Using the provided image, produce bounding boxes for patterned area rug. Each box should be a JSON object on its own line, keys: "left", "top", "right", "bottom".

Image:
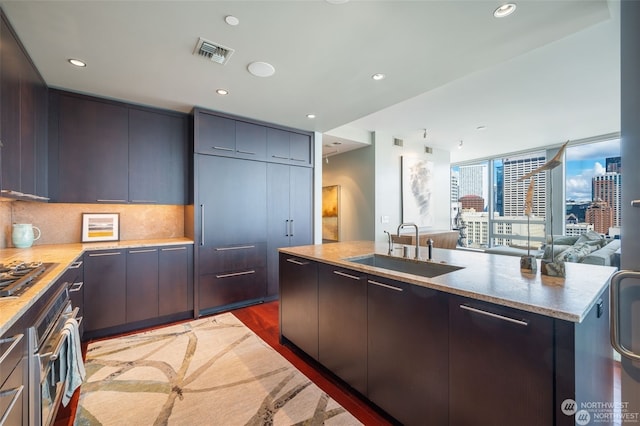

{"left": 73, "top": 312, "right": 361, "bottom": 425}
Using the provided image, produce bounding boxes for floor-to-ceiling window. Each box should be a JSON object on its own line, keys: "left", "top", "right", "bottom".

{"left": 451, "top": 137, "right": 621, "bottom": 249}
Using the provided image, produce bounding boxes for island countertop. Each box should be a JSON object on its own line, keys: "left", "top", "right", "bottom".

{"left": 279, "top": 241, "right": 617, "bottom": 323}
{"left": 0, "top": 237, "right": 194, "bottom": 335}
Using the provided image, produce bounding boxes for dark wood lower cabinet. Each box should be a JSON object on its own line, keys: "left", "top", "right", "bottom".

{"left": 126, "top": 248, "right": 159, "bottom": 323}
{"left": 84, "top": 244, "right": 193, "bottom": 338}
{"left": 448, "top": 295, "right": 554, "bottom": 426}
{"left": 318, "top": 264, "right": 367, "bottom": 395}
{"left": 199, "top": 267, "right": 266, "bottom": 311}
{"left": 279, "top": 254, "right": 318, "bottom": 359}
{"left": 159, "top": 245, "right": 192, "bottom": 316}
{"left": 367, "top": 276, "right": 449, "bottom": 425}
{"left": 84, "top": 250, "right": 127, "bottom": 332}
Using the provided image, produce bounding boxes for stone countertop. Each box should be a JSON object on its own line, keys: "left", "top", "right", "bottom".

{"left": 279, "top": 241, "right": 618, "bottom": 323}
{"left": 0, "top": 237, "right": 194, "bottom": 335}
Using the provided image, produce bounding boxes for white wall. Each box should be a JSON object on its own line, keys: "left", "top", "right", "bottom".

{"left": 322, "top": 145, "right": 375, "bottom": 242}
{"left": 373, "top": 131, "right": 451, "bottom": 242}
{"left": 321, "top": 131, "right": 451, "bottom": 243}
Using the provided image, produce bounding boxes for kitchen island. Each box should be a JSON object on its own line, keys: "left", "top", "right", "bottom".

{"left": 279, "top": 241, "right": 617, "bottom": 426}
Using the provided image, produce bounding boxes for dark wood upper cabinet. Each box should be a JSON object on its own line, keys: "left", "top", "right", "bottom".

{"left": 0, "top": 12, "right": 48, "bottom": 199}
{"left": 267, "top": 128, "right": 311, "bottom": 166}
{"left": 129, "top": 108, "right": 188, "bottom": 204}
{"left": 194, "top": 112, "right": 236, "bottom": 156}
{"left": 50, "top": 91, "right": 189, "bottom": 204}
{"left": 56, "top": 94, "right": 129, "bottom": 203}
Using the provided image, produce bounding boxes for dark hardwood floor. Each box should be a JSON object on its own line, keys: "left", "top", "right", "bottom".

{"left": 54, "top": 300, "right": 393, "bottom": 426}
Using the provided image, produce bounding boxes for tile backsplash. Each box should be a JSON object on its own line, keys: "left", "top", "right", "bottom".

{"left": 1, "top": 201, "right": 186, "bottom": 248}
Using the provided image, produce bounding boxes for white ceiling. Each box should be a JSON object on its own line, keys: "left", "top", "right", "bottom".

{"left": 0, "top": 0, "right": 620, "bottom": 163}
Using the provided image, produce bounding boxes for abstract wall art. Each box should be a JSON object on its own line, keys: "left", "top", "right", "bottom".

{"left": 401, "top": 156, "right": 434, "bottom": 227}
{"left": 322, "top": 185, "right": 340, "bottom": 242}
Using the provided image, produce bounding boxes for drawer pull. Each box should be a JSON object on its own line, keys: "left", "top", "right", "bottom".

{"left": 215, "top": 245, "right": 256, "bottom": 251}
{"left": 129, "top": 249, "right": 158, "bottom": 254}
{"left": 69, "top": 261, "right": 83, "bottom": 269}
{"left": 0, "top": 384, "right": 24, "bottom": 425}
{"left": 460, "top": 304, "right": 529, "bottom": 326}
{"left": 69, "top": 282, "right": 84, "bottom": 293}
{"left": 368, "top": 280, "right": 403, "bottom": 292}
{"left": 272, "top": 155, "right": 289, "bottom": 160}
{"left": 216, "top": 270, "right": 256, "bottom": 279}
{"left": 333, "top": 271, "right": 362, "bottom": 281}
{"left": 130, "top": 200, "right": 158, "bottom": 203}
{"left": 237, "top": 150, "right": 256, "bottom": 155}
{"left": 213, "top": 146, "right": 234, "bottom": 151}
{"left": 96, "top": 199, "right": 127, "bottom": 203}
{"left": 161, "top": 246, "right": 187, "bottom": 252}
{"left": 88, "top": 252, "right": 121, "bottom": 257}
{"left": 286, "top": 258, "right": 309, "bottom": 266}
{"left": 290, "top": 158, "right": 306, "bottom": 162}
{"left": 0, "top": 334, "right": 23, "bottom": 364}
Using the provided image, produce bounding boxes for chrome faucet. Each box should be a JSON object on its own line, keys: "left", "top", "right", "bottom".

{"left": 397, "top": 223, "right": 419, "bottom": 259}
{"left": 383, "top": 230, "right": 393, "bottom": 255}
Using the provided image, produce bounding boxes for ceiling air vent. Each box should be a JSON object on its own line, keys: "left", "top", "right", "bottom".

{"left": 193, "top": 37, "right": 234, "bottom": 65}
{"left": 393, "top": 138, "right": 404, "bottom": 147}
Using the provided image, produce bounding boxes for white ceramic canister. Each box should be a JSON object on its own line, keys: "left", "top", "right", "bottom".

{"left": 12, "top": 223, "right": 41, "bottom": 248}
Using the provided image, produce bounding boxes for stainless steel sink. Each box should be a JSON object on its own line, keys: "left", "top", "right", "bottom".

{"left": 344, "top": 254, "right": 463, "bottom": 278}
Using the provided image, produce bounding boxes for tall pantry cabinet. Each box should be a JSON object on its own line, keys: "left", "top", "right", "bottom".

{"left": 193, "top": 108, "right": 313, "bottom": 315}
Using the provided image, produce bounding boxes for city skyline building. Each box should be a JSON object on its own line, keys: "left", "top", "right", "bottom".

{"left": 592, "top": 172, "right": 621, "bottom": 227}
{"left": 586, "top": 199, "right": 614, "bottom": 234}
{"left": 502, "top": 153, "right": 547, "bottom": 218}
{"left": 459, "top": 195, "right": 485, "bottom": 212}
{"left": 606, "top": 156, "right": 621, "bottom": 173}
{"left": 458, "top": 164, "right": 486, "bottom": 201}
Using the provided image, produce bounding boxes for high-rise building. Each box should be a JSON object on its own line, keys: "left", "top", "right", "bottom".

{"left": 606, "top": 156, "right": 621, "bottom": 173}
{"left": 592, "top": 172, "right": 621, "bottom": 227}
{"left": 458, "top": 164, "right": 486, "bottom": 199}
{"left": 566, "top": 200, "right": 590, "bottom": 223}
{"left": 450, "top": 173, "right": 459, "bottom": 203}
{"left": 459, "top": 195, "right": 485, "bottom": 212}
{"left": 495, "top": 164, "right": 504, "bottom": 216}
{"left": 585, "top": 199, "right": 614, "bottom": 234}
{"left": 502, "top": 153, "right": 547, "bottom": 218}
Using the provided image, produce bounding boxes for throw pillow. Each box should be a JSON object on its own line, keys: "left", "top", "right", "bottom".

{"left": 576, "top": 230, "right": 604, "bottom": 246}
{"left": 554, "top": 242, "right": 600, "bottom": 263}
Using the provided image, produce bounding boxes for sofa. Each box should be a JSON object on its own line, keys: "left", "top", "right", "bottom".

{"left": 485, "top": 230, "right": 620, "bottom": 268}
{"left": 542, "top": 231, "right": 621, "bottom": 267}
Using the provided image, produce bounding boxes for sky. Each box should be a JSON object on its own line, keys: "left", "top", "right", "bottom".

{"left": 565, "top": 139, "right": 620, "bottom": 202}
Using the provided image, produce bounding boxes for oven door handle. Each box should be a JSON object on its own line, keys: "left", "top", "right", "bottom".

{"left": 39, "top": 307, "right": 80, "bottom": 362}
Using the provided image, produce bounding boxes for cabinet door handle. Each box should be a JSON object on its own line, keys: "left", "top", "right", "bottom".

{"left": 212, "top": 146, "right": 234, "bottom": 151}
{"left": 368, "top": 279, "right": 403, "bottom": 292}
{"left": 333, "top": 271, "right": 362, "bottom": 281}
{"left": 161, "top": 246, "right": 187, "bottom": 252}
{"left": 129, "top": 249, "right": 157, "bottom": 254}
{"left": 200, "top": 204, "right": 205, "bottom": 246}
{"left": 459, "top": 304, "right": 529, "bottom": 326}
{"left": 215, "top": 245, "right": 255, "bottom": 251}
{"left": 236, "top": 150, "right": 256, "bottom": 155}
{"left": 88, "top": 251, "right": 121, "bottom": 257}
{"left": 69, "top": 261, "right": 83, "bottom": 269}
{"left": 130, "top": 200, "right": 158, "bottom": 203}
{"left": 289, "top": 219, "right": 294, "bottom": 237}
{"left": 290, "top": 157, "right": 306, "bottom": 162}
{"left": 286, "top": 258, "right": 309, "bottom": 266}
{"left": 215, "top": 270, "right": 256, "bottom": 279}
{"left": 285, "top": 219, "right": 290, "bottom": 237}
{"left": 96, "top": 199, "right": 127, "bottom": 203}
{"left": 272, "top": 155, "right": 289, "bottom": 160}
{"left": 69, "top": 282, "right": 84, "bottom": 292}
{"left": 0, "top": 334, "right": 23, "bottom": 364}
{"left": 0, "top": 384, "right": 24, "bottom": 425}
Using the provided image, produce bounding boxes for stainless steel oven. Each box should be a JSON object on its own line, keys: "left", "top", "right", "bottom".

{"left": 27, "top": 285, "right": 81, "bottom": 426}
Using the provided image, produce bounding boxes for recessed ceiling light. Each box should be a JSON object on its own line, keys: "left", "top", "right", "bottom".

{"left": 306, "top": 114, "right": 316, "bottom": 119}
{"left": 216, "top": 89, "right": 229, "bottom": 95}
{"left": 372, "top": 73, "right": 385, "bottom": 81}
{"left": 458, "top": 140, "right": 464, "bottom": 149}
{"left": 493, "top": 3, "right": 516, "bottom": 18}
{"left": 68, "top": 58, "right": 86, "bottom": 67}
{"left": 225, "top": 15, "right": 239, "bottom": 26}
{"left": 247, "top": 61, "right": 276, "bottom": 77}
{"left": 332, "top": 141, "right": 342, "bottom": 146}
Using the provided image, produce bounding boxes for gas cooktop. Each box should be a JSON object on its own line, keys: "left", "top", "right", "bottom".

{"left": 0, "top": 261, "right": 56, "bottom": 297}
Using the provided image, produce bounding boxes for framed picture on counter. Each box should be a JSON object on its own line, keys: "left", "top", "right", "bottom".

{"left": 81, "top": 213, "right": 120, "bottom": 242}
